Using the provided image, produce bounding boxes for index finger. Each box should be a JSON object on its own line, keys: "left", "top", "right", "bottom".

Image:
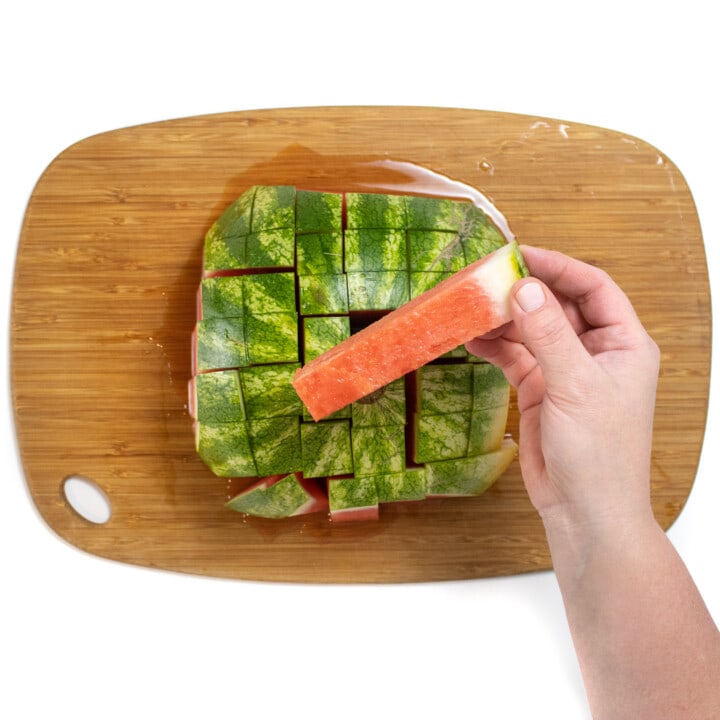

{"left": 521, "top": 245, "right": 644, "bottom": 333}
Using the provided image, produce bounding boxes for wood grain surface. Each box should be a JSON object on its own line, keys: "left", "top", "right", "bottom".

{"left": 11, "top": 107, "right": 710, "bottom": 583}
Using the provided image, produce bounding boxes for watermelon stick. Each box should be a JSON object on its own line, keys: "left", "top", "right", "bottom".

{"left": 293, "top": 241, "right": 528, "bottom": 421}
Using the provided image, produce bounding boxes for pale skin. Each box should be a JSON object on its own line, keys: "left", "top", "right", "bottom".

{"left": 466, "top": 246, "right": 720, "bottom": 719}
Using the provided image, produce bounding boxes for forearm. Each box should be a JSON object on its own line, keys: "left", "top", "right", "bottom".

{"left": 543, "top": 506, "right": 720, "bottom": 719}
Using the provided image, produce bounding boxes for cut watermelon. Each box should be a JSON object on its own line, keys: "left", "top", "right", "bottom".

{"left": 193, "top": 185, "right": 522, "bottom": 521}
{"left": 292, "top": 241, "right": 527, "bottom": 422}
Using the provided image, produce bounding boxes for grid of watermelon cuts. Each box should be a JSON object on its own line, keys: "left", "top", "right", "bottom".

{"left": 189, "top": 186, "right": 517, "bottom": 521}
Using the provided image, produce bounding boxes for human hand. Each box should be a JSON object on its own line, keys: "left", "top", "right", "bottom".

{"left": 466, "top": 246, "right": 660, "bottom": 531}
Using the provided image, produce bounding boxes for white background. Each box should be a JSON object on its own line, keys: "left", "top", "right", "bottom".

{"left": 2, "top": 2, "right": 718, "bottom": 717}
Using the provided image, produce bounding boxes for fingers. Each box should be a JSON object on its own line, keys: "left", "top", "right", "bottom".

{"left": 519, "top": 245, "right": 645, "bottom": 335}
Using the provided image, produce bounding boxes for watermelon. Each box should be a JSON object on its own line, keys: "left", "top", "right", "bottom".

{"left": 191, "top": 185, "right": 522, "bottom": 521}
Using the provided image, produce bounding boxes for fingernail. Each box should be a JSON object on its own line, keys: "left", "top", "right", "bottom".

{"left": 516, "top": 282, "right": 545, "bottom": 312}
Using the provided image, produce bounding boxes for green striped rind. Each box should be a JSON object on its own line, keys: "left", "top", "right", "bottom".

{"left": 468, "top": 405, "right": 509, "bottom": 456}
{"left": 301, "top": 420, "right": 353, "bottom": 478}
{"left": 461, "top": 222, "right": 506, "bottom": 264}
{"left": 351, "top": 379, "right": 405, "bottom": 427}
{"left": 374, "top": 467, "right": 426, "bottom": 503}
{"left": 249, "top": 417, "right": 302, "bottom": 476}
{"left": 296, "top": 190, "right": 343, "bottom": 234}
{"left": 195, "top": 317, "right": 247, "bottom": 371}
{"left": 416, "top": 364, "right": 473, "bottom": 415}
{"left": 203, "top": 188, "right": 255, "bottom": 273}
{"left": 242, "top": 272, "right": 296, "bottom": 315}
{"left": 303, "top": 316, "right": 351, "bottom": 363}
{"left": 328, "top": 476, "right": 379, "bottom": 512}
{"left": 296, "top": 232, "right": 343, "bottom": 275}
{"left": 225, "top": 474, "right": 311, "bottom": 518}
{"left": 407, "top": 230, "right": 465, "bottom": 272}
{"left": 472, "top": 364, "right": 510, "bottom": 410}
{"left": 347, "top": 271, "right": 410, "bottom": 310}
{"left": 299, "top": 274, "right": 349, "bottom": 315}
{"left": 346, "top": 192, "right": 406, "bottom": 229}
{"left": 245, "top": 313, "right": 298, "bottom": 364}
{"left": 246, "top": 229, "right": 295, "bottom": 268}
{"left": 351, "top": 424, "right": 406, "bottom": 476}
{"left": 199, "top": 277, "right": 244, "bottom": 319}
{"left": 405, "top": 195, "right": 468, "bottom": 231}
{"left": 250, "top": 185, "right": 295, "bottom": 231}
{"left": 195, "top": 370, "right": 245, "bottom": 423}
{"left": 426, "top": 439, "right": 518, "bottom": 496}
{"left": 413, "top": 413, "right": 471, "bottom": 463}
{"left": 196, "top": 422, "right": 257, "bottom": 477}
{"left": 240, "top": 363, "right": 302, "bottom": 418}
{"left": 344, "top": 229, "right": 407, "bottom": 271}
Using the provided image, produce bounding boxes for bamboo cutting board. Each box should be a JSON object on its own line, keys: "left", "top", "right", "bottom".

{"left": 11, "top": 107, "right": 710, "bottom": 583}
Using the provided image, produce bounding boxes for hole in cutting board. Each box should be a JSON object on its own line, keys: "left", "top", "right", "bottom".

{"left": 63, "top": 476, "right": 112, "bottom": 524}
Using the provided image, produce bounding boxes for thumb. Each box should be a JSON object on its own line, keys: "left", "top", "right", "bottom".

{"left": 511, "top": 279, "right": 590, "bottom": 392}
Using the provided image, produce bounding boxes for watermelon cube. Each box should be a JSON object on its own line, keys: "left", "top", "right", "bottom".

{"left": 425, "top": 439, "right": 517, "bottom": 496}
{"left": 344, "top": 229, "right": 407, "bottom": 272}
{"left": 413, "top": 412, "right": 471, "bottom": 463}
{"left": 205, "top": 187, "right": 255, "bottom": 241}
{"left": 245, "top": 228, "right": 295, "bottom": 269}
{"left": 416, "top": 364, "right": 473, "bottom": 415}
{"left": 195, "top": 421, "right": 257, "bottom": 477}
{"left": 192, "top": 370, "right": 245, "bottom": 423}
{"left": 303, "top": 316, "right": 351, "bottom": 364}
{"left": 374, "top": 467, "right": 427, "bottom": 503}
{"left": 472, "top": 363, "right": 510, "bottom": 410}
{"left": 250, "top": 185, "right": 295, "bottom": 231}
{"left": 405, "top": 195, "right": 467, "bottom": 231}
{"left": 328, "top": 476, "right": 380, "bottom": 522}
{"left": 409, "top": 271, "right": 452, "bottom": 298}
{"left": 198, "top": 276, "right": 244, "bottom": 320}
{"left": 467, "top": 405, "right": 509, "bottom": 456}
{"left": 226, "top": 472, "right": 328, "bottom": 518}
{"left": 300, "top": 420, "right": 353, "bottom": 478}
{"left": 345, "top": 192, "right": 406, "bottom": 229}
{"left": 298, "top": 274, "right": 349, "bottom": 315}
{"left": 245, "top": 312, "right": 299, "bottom": 364}
{"left": 296, "top": 232, "right": 344, "bottom": 275}
{"left": 351, "top": 424, "right": 406, "bottom": 476}
{"left": 240, "top": 363, "right": 302, "bottom": 419}
{"left": 407, "top": 230, "right": 465, "bottom": 273}
{"left": 248, "top": 417, "right": 302, "bottom": 476}
{"left": 295, "top": 190, "right": 343, "bottom": 234}
{"left": 194, "top": 317, "right": 247, "bottom": 372}
{"left": 242, "top": 272, "right": 296, "bottom": 315}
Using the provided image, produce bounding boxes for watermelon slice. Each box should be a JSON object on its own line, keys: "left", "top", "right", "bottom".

{"left": 292, "top": 241, "right": 527, "bottom": 422}
{"left": 191, "top": 185, "right": 522, "bottom": 521}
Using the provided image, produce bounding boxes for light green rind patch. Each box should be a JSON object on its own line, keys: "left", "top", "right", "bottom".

{"left": 467, "top": 405, "right": 509, "bottom": 456}
{"left": 374, "top": 467, "right": 427, "bottom": 503}
{"left": 413, "top": 412, "right": 471, "bottom": 463}
{"left": 303, "top": 316, "right": 351, "bottom": 363}
{"left": 296, "top": 190, "right": 343, "bottom": 234}
{"left": 425, "top": 440, "right": 518, "bottom": 496}
{"left": 225, "top": 473, "right": 311, "bottom": 518}
{"left": 245, "top": 228, "right": 295, "bottom": 268}
{"left": 346, "top": 192, "right": 406, "bottom": 229}
{"left": 347, "top": 271, "right": 410, "bottom": 310}
{"left": 344, "top": 229, "right": 407, "bottom": 272}
{"left": 301, "top": 420, "right": 353, "bottom": 478}
{"left": 199, "top": 276, "right": 244, "bottom": 319}
{"left": 195, "top": 317, "right": 247, "bottom": 371}
{"left": 409, "top": 271, "right": 452, "bottom": 298}
{"left": 245, "top": 312, "right": 299, "bottom": 364}
{"left": 351, "top": 424, "right": 406, "bottom": 476}
{"left": 203, "top": 231, "right": 246, "bottom": 274}
{"left": 248, "top": 417, "right": 302, "bottom": 476}
{"left": 240, "top": 363, "right": 302, "bottom": 418}
{"left": 416, "top": 364, "right": 473, "bottom": 415}
{"left": 242, "top": 272, "right": 296, "bottom": 315}
{"left": 472, "top": 364, "right": 510, "bottom": 410}
{"left": 196, "top": 421, "right": 257, "bottom": 477}
{"left": 407, "top": 230, "right": 466, "bottom": 273}
{"left": 296, "top": 232, "right": 343, "bottom": 275}
{"left": 250, "top": 185, "right": 295, "bottom": 231}
{"left": 351, "top": 379, "right": 406, "bottom": 427}
{"left": 298, "top": 274, "right": 349, "bottom": 315}
{"left": 195, "top": 370, "right": 245, "bottom": 423}
{"left": 328, "top": 476, "right": 379, "bottom": 512}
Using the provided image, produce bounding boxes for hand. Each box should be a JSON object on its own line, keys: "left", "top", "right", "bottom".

{"left": 466, "top": 245, "right": 660, "bottom": 530}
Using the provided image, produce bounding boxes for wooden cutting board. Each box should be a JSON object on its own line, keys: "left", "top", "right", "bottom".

{"left": 11, "top": 107, "right": 710, "bottom": 583}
